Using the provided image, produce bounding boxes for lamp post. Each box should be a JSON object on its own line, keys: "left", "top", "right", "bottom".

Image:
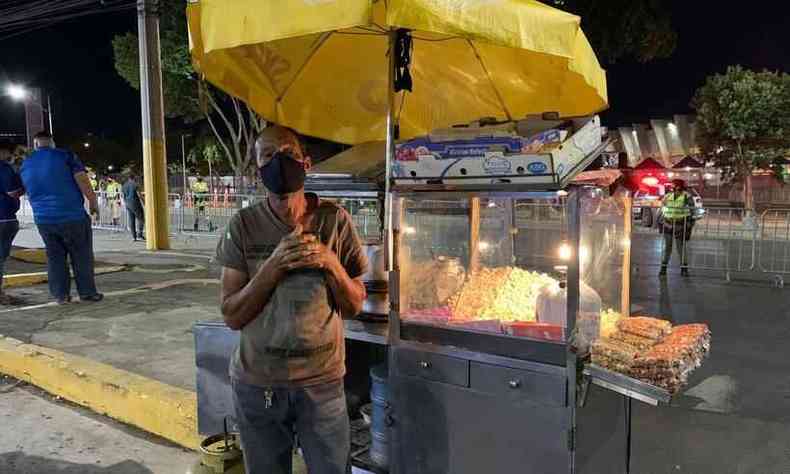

{"left": 4, "top": 84, "right": 54, "bottom": 136}
{"left": 181, "top": 134, "right": 190, "bottom": 196}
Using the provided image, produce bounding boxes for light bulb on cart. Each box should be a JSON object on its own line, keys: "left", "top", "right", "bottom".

{"left": 558, "top": 243, "right": 572, "bottom": 261}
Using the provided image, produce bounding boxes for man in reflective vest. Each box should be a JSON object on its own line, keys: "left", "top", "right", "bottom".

{"left": 660, "top": 179, "right": 693, "bottom": 277}
{"left": 192, "top": 176, "right": 210, "bottom": 231}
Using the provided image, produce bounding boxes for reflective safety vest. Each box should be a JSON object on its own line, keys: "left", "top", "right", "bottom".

{"left": 90, "top": 178, "right": 98, "bottom": 191}
{"left": 106, "top": 182, "right": 121, "bottom": 199}
{"left": 192, "top": 181, "right": 209, "bottom": 194}
{"left": 662, "top": 192, "right": 691, "bottom": 221}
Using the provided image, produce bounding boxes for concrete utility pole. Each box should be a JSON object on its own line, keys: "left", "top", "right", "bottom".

{"left": 137, "top": 0, "right": 170, "bottom": 249}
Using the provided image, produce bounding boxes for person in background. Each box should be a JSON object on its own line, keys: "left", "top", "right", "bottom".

{"left": 217, "top": 125, "right": 367, "bottom": 474}
{"left": 89, "top": 171, "right": 98, "bottom": 192}
{"left": 659, "top": 178, "right": 694, "bottom": 277}
{"left": 95, "top": 177, "right": 107, "bottom": 225}
{"left": 191, "top": 176, "right": 210, "bottom": 231}
{"left": 0, "top": 145, "right": 23, "bottom": 305}
{"left": 106, "top": 176, "right": 123, "bottom": 227}
{"left": 122, "top": 174, "right": 145, "bottom": 242}
{"left": 20, "top": 131, "right": 103, "bottom": 304}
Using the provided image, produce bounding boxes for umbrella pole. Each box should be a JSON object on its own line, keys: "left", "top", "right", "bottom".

{"left": 385, "top": 30, "right": 396, "bottom": 272}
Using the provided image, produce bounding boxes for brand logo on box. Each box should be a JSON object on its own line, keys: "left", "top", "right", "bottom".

{"left": 527, "top": 161, "right": 548, "bottom": 174}
{"left": 483, "top": 155, "right": 511, "bottom": 174}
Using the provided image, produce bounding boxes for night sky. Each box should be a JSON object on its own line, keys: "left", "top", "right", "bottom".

{"left": 1, "top": 2, "right": 789, "bottom": 146}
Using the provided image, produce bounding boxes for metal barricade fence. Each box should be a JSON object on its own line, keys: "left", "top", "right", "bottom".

{"left": 180, "top": 192, "right": 262, "bottom": 235}
{"left": 758, "top": 209, "right": 790, "bottom": 283}
{"left": 351, "top": 212, "right": 382, "bottom": 242}
{"left": 92, "top": 192, "right": 184, "bottom": 236}
{"left": 632, "top": 207, "right": 759, "bottom": 279}
{"left": 93, "top": 191, "right": 127, "bottom": 232}
{"left": 683, "top": 208, "right": 757, "bottom": 277}
{"left": 14, "top": 191, "right": 790, "bottom": 284}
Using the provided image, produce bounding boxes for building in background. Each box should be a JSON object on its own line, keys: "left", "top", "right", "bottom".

{"left": 615, "top": 115, "right": 699, "bottom": 167}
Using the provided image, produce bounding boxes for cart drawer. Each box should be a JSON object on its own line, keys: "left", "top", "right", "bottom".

{"left": 469, "top": 362, "right": 566, "bottom": 407}
{"left": 395, "top": 348, "right": 469, "bottom": 387}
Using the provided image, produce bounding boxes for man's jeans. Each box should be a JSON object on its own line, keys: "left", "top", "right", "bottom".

{"left": 0, "top": 220, "right": 19, "bottom": 293}
{"left": 37, "top": 217, "right": 99, "bottom": 300}
{"left": 232, "top": 378, "right": 350, "bottom": 474}
{"left": 127, "top": 208, "right": 144, "bottom": 240}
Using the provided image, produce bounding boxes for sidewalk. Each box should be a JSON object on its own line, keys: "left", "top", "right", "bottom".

{"left": 2, "top": 227, "right": 220, "bottom": 392}
{"left": 0, "top": 377, "right": 194, "bottom": 474}
{"left": 0, "top": 228, "right": 789, "bottom": 472}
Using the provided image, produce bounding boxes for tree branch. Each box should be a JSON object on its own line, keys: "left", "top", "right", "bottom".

{"left": 233, "top": 97, "right": 246, "bottom": 141}
{"left": 205, "top": 111, "right": 235, "bottom": 170}
{"left": 205, "top": 85, "right": 239, "bottom": 146}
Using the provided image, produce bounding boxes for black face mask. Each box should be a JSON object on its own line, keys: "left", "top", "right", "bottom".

{"left": 260, "top": 151, "right": 306, "bottom": 194}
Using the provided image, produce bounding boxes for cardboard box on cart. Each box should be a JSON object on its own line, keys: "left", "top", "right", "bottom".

{"left": 392, "top": 116, "right": 603, "bottom": 187}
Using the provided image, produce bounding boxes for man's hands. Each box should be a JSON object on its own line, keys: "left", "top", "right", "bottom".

{"left": 262, "top": 225, "right": 342, "bottom": 280}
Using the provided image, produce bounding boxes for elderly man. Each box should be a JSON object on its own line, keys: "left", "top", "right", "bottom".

{"left": 216, "top": 125, "right": 367, "bottom": 474}
{"left": 20, "top": 132, "right": 103, "bottom": 304}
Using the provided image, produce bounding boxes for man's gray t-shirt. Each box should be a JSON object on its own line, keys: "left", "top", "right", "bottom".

{"left": 216, "top": 194, "right": 367, "bottom": 387}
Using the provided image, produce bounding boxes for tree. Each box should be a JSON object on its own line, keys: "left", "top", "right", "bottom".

{"left": 692, "top": 66, "right": 790, "bottom": 211}
{"left": 553, "top": 0, "right": 677, "bottom": 64}
{"left": 188, "top": 135, "right": 224, "bottom": 191}
{"left": 112, "top": 0, "right": 262, "bottom": 184}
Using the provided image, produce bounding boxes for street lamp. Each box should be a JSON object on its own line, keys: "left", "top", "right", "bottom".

{"left": 6, "top": 84, "right": 28, "bottom": 101}
{"left": 83, "top": 142, "right": 90, "bottom": 149}
{"left": 3, "top": 84, "right": 54, "bottom": 136}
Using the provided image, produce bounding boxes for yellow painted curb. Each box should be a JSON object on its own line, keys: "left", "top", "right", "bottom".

{"left": 11, "top": 248, "right": 48, "bottom": 264}
{"left": 0, "top": 335, "right": 200, "bottom": 450}
{"left": 3, "top": 266, "right": 127, "bottom": 288}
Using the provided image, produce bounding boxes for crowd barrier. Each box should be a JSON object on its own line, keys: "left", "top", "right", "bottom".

{"left": 633, "top": 206, "right": 790, "bottom": 284}
{"left": 17, "top": 194, "right": 790, "bottom": 285}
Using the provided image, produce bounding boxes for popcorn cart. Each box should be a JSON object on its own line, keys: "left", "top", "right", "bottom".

{"left": 193, "top": 117, "right": 711, "bottom": 474}
{"left": 383, "top": 116, "right": 639, "bottom": 474}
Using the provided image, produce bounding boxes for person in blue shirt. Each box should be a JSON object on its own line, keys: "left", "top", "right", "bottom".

{"left": 0, "top": 144, "right": 24, "bottom": 305}
{"left": 20, "top": 132, "right": 103, "bottom": 304}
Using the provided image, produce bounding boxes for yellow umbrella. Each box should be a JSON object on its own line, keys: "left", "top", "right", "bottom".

{"left": 187, "top": 0, "right": 607, "bottom": 145}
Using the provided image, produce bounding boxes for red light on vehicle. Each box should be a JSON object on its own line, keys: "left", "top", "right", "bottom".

{"left": 642, "top": 176, "right": 659, "bottom": 186}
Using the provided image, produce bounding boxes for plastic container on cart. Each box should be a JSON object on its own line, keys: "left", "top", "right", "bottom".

{"left": 504, "top": 321, "right": 564, "bottom": 341}
{"left": 536, "top": 280, "right": 602, "bottom": 352}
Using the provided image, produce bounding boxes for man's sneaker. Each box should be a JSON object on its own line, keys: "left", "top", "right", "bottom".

{"left": 56, "top": 296, "right": 72, "bottom": 305}
{"left": 81, "top": 293, "right": 104, "bottom": 303}
{"left": 659, "top": 266, "right": 667, "bottom": 277}
{"left": 681, "top": 268, "right": 690, "bottom": 277}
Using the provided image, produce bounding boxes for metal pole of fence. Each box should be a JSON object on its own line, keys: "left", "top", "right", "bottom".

{"left": 783, "top": 212, "right": 790, "bottom": 273}
{"left": 771, "top": 210, "right": 780, "bottom": 273}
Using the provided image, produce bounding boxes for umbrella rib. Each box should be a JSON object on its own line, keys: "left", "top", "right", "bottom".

{"left": 467, "top": 39, "right": 512, "bottom": 122}
{"left": 276, "top": 31, "right": 333, "bottom": 104}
